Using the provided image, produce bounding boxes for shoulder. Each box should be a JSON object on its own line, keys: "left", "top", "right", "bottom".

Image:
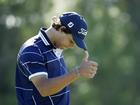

{"left": 19, "top": 36, "right": 41, "bottom": 54}
{"left": 17, "top": 36, "right": 44, "bottom": 61}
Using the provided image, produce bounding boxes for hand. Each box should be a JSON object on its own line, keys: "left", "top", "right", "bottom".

{"left": 78, "top": 51, "right": 98, "bottom": 78}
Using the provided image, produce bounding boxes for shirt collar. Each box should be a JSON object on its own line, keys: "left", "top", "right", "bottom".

{"left": 38, "top": 27, "right": 63, "bottom": 58}
{"left": 38, "top": 27, "right": 55, "bottom": 48}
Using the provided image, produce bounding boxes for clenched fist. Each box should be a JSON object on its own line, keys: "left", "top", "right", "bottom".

{"left": 76, "top": 51, "right": 98, "bottom": 78}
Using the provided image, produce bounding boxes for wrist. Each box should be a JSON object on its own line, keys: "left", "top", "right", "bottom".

{"left": 74, "top": 66, "right": 80, "bottom": 77}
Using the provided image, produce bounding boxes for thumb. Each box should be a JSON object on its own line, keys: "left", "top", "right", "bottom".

{"left": 83, "top": 51, "right": 89, "bottom": 62}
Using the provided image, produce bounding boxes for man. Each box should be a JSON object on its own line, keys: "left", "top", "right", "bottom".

{"left": 15, "top": 12, "right": 98, "bottom": 105}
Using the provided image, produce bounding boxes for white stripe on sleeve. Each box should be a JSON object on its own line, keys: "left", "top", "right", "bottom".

{"left": 29, "top": 72, "right": 48, "bottom": 80}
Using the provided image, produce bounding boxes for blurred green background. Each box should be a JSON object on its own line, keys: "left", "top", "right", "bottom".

{"left": 0, "top": 0, "right": 140, "bottom": 105}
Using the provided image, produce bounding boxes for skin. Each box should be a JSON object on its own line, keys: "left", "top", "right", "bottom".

{"left": 30, "top": 17, "right": 98, "bottom": 97}
{"left": 46, "top": 26, "right": 75, "bottom": 49}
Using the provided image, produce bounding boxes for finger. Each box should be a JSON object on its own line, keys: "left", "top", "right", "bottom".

{"left": 89, "top": 73, "right": 95, "bottom": 78}
{"left": 91, "top": 70, "right": 97, "bottom": 77}
{"left": 90, "top": 69, "right": 97, "bottom": 74}
{"left": 89, "top": 61, "right": 98, "bottom": 66}
{"left": 90, "top": 66, "right": 97, "bottom": 71}
{"left": 83, "top": 50, "right": 89, "bottom": 61}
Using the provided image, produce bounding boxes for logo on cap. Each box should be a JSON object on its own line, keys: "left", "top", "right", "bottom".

{"left": 78, "top": 28, "right": 87, "bottom": 36}
{"left": 68, "top": 22, "right": 74, "bottom": 28}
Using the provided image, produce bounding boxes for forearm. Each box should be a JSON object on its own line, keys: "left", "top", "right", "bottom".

{"left": 46, "top": 70, "right": 78, "bottom": 95}
{"left": 36, "top": 69, "right": 79, "bottom": 97}
{"left": 32, "top": 55, "right": 98, "bottom": 97}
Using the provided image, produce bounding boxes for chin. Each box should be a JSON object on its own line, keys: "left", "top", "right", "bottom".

{"left": 59, "top": 46, "right": 73, "bottom": 49}
{"left": 60, "top": 46, "right": 69, "bottom": 49}
{"left": 60, "top": 47, "right": 67, "bottom": 49}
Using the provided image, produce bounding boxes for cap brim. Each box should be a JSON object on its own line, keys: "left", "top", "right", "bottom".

{"left": 72, "top": 34, "right": 87, "bottom": 50}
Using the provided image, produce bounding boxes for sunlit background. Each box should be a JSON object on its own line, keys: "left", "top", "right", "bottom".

{"left": 0, "top": 0, "right": 140, "bottom": 105}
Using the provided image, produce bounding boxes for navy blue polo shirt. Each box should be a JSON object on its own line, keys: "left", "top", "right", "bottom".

{"left": 16, "top": 28, "right": 70, "bottom": 105}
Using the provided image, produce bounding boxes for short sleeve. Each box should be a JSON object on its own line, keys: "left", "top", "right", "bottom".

{"left": 18, "top": 46, "right": 48, "bottom": 80}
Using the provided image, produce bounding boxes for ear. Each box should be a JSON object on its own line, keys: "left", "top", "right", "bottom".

{"left": 59, "top": 26, "right": 66, "bottom": 32}
{"left": 52, "top": 16, "right": 61, "bottom": 24}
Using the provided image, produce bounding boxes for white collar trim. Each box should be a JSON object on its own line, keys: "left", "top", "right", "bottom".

{"left": 53, "top": 49, "right": 63, "bottom": 58}
{"left": 38, "top": 31, "right": 50, "bottom": 46}
{"left": 38, "top": 29, "right": 63, "bottom": 58}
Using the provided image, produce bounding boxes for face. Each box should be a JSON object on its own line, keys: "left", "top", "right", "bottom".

{"left": 54, "top": 30, "right": 75, "bottom": 49}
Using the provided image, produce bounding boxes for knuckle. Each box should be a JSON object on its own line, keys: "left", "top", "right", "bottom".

{"left": 89, "top": 61, "right": 98, "bottom": 66}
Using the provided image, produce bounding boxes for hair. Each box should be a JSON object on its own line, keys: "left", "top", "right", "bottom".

{"left": 52, "top": 23, "right": 71, "bottom": 34}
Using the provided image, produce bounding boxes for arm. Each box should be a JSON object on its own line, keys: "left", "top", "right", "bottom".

{"left": 30, "top": 51, "right": 98, "bottom": 97}
{"left": 30, "top": 69, "right": 79, "bottom": 97}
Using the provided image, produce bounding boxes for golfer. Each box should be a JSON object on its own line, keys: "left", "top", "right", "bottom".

{"left": 15, "top": 12, "right": 98, "bottom": 105}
